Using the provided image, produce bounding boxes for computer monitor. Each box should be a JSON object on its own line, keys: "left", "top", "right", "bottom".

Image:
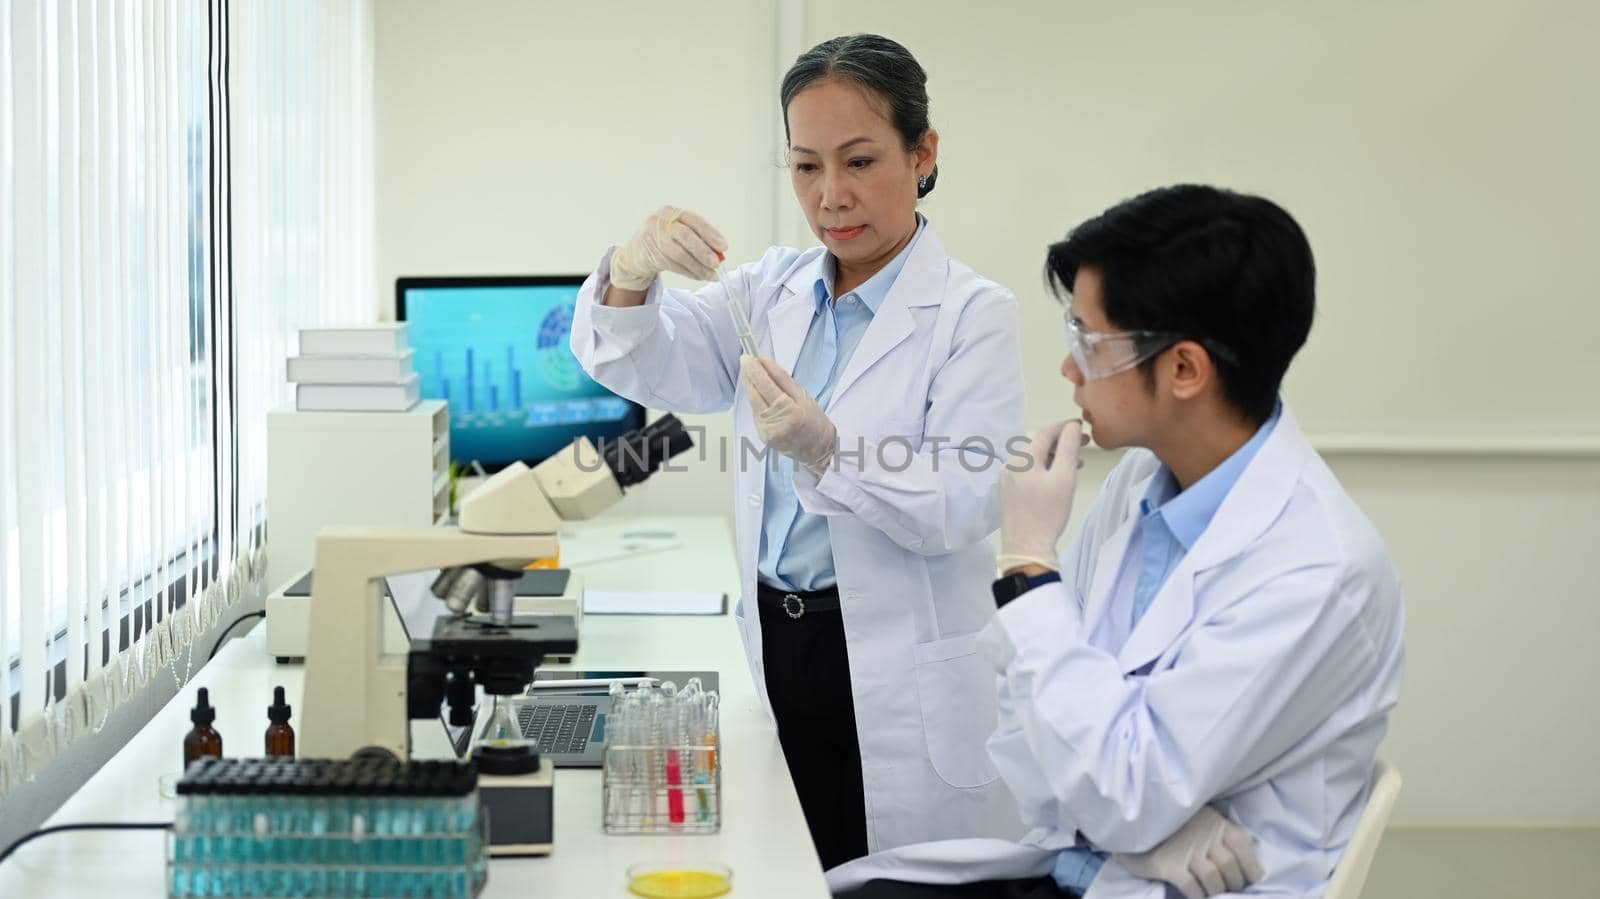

{"left": 396, "top": 276, "right": 646, "bottom": 471}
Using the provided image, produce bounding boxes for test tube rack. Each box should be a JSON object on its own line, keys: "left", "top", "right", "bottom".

{"left": 600, "top": 683, "right": 722, "bottom": 835}
{"left": 167, "top": 757, "right": 489, "bottom": 898}
{"left": 602, "top": 742, "right": 722, "bottom": 835}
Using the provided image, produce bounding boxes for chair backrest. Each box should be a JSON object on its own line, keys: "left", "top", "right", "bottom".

{"left": 1323, "top": 758, "right": 1403, "bottom": 899}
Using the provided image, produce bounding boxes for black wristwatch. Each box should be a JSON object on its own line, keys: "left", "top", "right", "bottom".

{"left": 991, "top": 570, "right": 1062, "bottom": 608}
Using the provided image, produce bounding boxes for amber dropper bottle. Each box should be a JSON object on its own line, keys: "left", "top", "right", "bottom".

{"left": 265, "top": 685, "right": 295, "bottom": 758}
{"left": 183, "top": 687, "right": 222, "bottom": 769}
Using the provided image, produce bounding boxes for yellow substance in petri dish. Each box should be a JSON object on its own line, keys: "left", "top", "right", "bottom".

{"left": 628, "top": 869, "right": 733, "bottom": 898}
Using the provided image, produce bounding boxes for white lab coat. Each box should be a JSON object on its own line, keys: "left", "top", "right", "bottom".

{"left": 570, "top": 223, "right": 1028, "bottom": 854}
{"left": 827, "top": 406, "right": 1405, "bottom": 897}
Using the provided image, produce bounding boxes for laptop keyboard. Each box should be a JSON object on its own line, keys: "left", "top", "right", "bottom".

{"left": 516, "top": 703, "right": 596, "bottom": 755}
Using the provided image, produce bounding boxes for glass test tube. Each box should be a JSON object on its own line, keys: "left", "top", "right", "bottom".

{"left": 717, "top": 262, "right": 761, "bottom": 357}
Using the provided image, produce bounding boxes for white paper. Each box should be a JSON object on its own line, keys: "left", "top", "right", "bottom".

{"left": 581, "top": 590, "right": 724, "bottom": 615}
{"left": 559, "top": 529, "right": 682, "bottom": 567}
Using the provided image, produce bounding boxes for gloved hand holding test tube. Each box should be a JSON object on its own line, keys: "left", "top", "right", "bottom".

{"left": 637, "top": 208, "right": 759, "bottom": 357}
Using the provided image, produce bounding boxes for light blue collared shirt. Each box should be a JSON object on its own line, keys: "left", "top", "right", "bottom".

{"left": 1053, "top": 403, "right": 1282, "bottom": 894}
{"left": 756, "top": 220, "right": 924, "bottom": 592}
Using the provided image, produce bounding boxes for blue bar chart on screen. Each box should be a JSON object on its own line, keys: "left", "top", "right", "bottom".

{"left": 397, "top": 277, "right": 647, "bottom": 470}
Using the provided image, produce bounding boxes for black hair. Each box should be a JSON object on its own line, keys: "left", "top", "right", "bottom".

{"left": 780, "top": 34, "right": 939, "bottom": 198}
{"left": 1045, "top": 184, "right": 1316, "bottom": 425}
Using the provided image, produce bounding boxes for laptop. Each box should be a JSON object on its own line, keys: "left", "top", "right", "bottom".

{"left": 510, "top": 669, "right": 720, "bottom": 768}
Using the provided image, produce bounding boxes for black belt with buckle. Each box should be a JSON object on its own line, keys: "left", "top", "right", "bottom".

{"left": 756, "top": 583, "right": 841, "bottom": 619}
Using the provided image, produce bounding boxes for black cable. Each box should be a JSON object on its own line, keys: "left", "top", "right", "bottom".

{"left": 206, "top": 610, "right": 266, "bottom": 663}
{"left": 0, "top": 822, "right": 171, "bottom": 867}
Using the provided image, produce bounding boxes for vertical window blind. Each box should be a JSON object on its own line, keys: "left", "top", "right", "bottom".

{"left": 0, "top": 0, "right": 375, "bottom": 799}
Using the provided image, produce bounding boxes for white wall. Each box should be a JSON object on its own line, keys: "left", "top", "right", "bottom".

{"left": 374, "top": 0, "right": 782, "bottom": 520}
{"left": 374, "top": 1, "right": 1600, "bottom": 827}
{"left": 800, "top": 0, "right": 1600, "bottom": 445}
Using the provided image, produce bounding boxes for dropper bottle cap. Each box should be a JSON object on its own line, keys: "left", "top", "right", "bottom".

{"left": 268, "top": 686, "right": 292, "bottom": 724}
{"left": 191, "top": 687, "right": 216, "bottom": 725}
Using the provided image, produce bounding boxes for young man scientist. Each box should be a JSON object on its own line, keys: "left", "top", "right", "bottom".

{"left": 829, "top": 185, "right": 1406, "bottom": 898}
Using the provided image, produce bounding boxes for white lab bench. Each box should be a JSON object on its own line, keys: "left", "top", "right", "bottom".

{"left": 0, "top": 516, "right": 831, "bottom": 898}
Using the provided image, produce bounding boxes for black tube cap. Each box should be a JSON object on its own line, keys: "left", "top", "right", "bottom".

{"left": 268, "top": 685, "right": 292, "bottom": 724}
{"left": 191, "top": 687, "right": 216, "bottom": 726}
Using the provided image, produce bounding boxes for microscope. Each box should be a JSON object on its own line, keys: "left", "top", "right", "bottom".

{"left": 298, "top": 414, "right": 693, "bottom": 762}
{"left": 295, "top": 415, "right": 692, "bottom": 854}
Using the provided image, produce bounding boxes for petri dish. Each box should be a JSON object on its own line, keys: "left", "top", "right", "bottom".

{"left": 626, "top": 862, "right": 733, "bottom": 898}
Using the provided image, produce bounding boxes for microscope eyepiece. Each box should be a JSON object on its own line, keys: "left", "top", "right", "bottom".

{"left": 603, "top": 413, "right": 695, "bottom": 488}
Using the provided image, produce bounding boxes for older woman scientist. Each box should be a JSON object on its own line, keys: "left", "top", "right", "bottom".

{"left": 570, "top": 34, "right": 1026, "bottom": 869}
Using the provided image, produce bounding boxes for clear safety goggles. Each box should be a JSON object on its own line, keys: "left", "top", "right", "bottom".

{"left": 1064, "top": 315, "right": 1239, "bottom": 381}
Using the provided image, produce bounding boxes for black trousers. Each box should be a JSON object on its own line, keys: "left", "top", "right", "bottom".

{"left": 835, "top": 878, "right": 1080, "bottom": 899}
{"left": 758, "top": 584, "right": 869, "bottom": 871}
